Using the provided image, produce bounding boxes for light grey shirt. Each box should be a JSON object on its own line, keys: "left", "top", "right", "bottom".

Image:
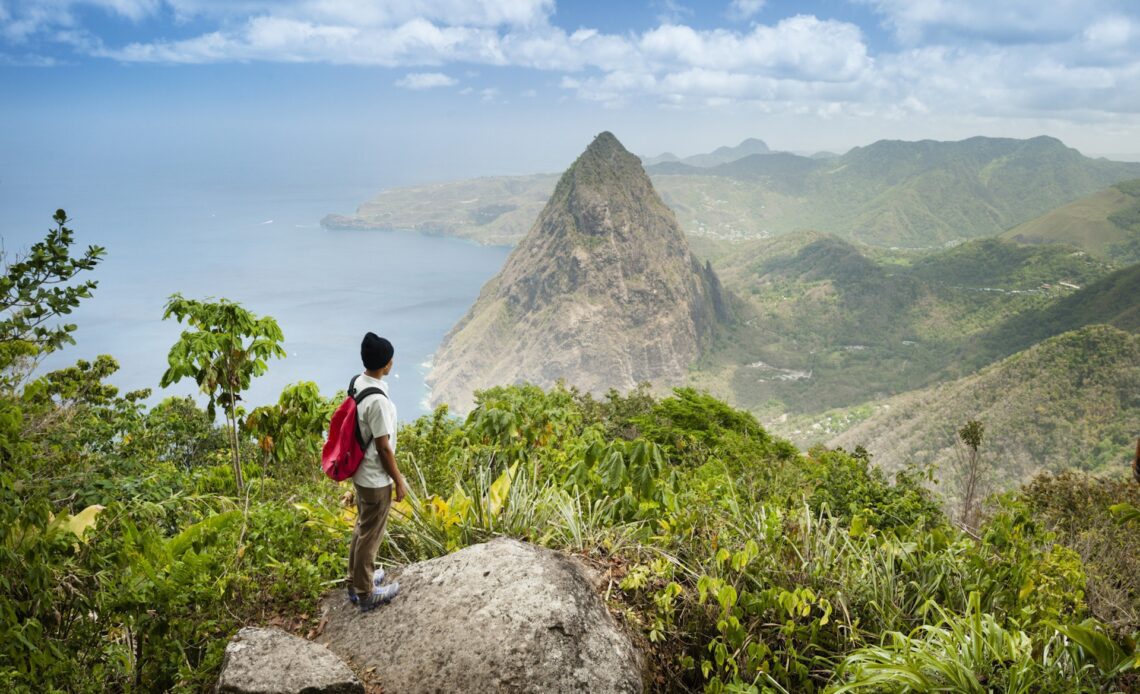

{"left": 351, "top": 373, "right": 396, "bottom": 489}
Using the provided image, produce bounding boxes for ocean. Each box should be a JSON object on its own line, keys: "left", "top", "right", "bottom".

{"left": 0, "top": 180, "right": 512, "bottom": 419}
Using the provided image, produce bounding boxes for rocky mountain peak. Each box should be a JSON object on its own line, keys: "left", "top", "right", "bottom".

{"left": 426, "top": 131, "right": 732, "bottom": 413}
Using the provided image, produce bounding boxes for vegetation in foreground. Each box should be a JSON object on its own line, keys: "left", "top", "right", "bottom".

{"left": 2, "top": 214, "right": 1139, "bottom": 692}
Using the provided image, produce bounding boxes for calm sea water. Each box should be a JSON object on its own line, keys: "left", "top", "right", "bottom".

{"left": 1, "top": 181, "right": 511, "bottom": 419}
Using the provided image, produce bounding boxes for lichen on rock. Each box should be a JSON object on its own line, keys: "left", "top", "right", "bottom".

{"left": 316, "top": 537, "right": 644, "bottom": 694}
{"left": 215, "top": 626, "right": 363, "bottom": 694}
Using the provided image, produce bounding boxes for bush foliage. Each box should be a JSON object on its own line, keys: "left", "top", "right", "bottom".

{"left": 2, "top": 213, "right": 1137, "bottom": 692}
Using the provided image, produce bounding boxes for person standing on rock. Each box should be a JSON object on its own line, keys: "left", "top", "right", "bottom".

{"left": 347, "top": 332, "right": 409, "bottom": 611}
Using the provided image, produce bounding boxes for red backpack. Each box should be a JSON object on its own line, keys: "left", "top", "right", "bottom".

{"left": 321, "top": 375, "right": 386, "bottom": 482}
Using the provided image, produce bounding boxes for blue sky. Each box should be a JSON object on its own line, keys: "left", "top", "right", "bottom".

{"left": 3, "top": 0, "right": 1140, "bottom": 197}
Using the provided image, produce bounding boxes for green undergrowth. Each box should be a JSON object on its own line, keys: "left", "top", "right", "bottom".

{"left": 3, "top": 215, "right": 1138, "bottom": 692}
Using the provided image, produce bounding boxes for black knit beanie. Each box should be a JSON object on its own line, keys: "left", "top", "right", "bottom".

{"left": 361, "top": 332, "right": 394, "bottom": 371}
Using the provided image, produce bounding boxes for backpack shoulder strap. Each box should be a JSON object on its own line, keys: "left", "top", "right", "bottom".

{"left": 353, "top": 386, "right": 386, "bottom": 405}
{"left": 352, "top": 385, "right": 388, "bottom": 451}
{"left": 347, "top": 374, "right": 360, "bottom": 397}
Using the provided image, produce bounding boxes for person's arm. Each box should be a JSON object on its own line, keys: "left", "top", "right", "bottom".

{"left": 375, "top": 435, "right": 407, "bottom": 502}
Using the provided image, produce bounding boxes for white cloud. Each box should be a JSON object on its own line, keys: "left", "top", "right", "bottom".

{"left": 862, "top": 0, "right": 1122, "bottom": 45}
{"left": 1, "top": 0, "right": 161, "bottom": 42}
{"left": 653, "top": 0, "right": 694, "bottom": 25}
{"left": 396, "top": 71, "right": 457, "bottom": 89}
{"left": 638, "top": 16, "right": 870, "bottom": 81}
{"left": 727, "top": 0, "right": 765, "bottom": 21}
{"left": 1084, "top": 15, "right": 1133, "bottom": 47}
{"left": 99, "top": 17, "right": 505, "bottom": 65}
{"left": 5, "top": 0, "right": 1140, "bottom": 126}
{"left": 1, "top": 0, "right": 553, "bottom": 44}
{"left": 153, "top": 0, "right": 553, "bottom": 27}
{"left": 0, "top": 50, "right": 58, "bottom": 66}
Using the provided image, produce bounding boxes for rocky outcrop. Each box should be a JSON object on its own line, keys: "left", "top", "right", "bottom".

{"left": 215, "top": 627, "right": 363, "bottom": 694}
{"left": 317, "top": 537, "right": 644, "bottom": 694}
{"left": 427, "top": 131, "right": 732, "bottom": 413}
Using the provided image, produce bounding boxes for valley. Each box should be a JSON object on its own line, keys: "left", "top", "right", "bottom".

{"left": 334, "top": 135, "right": 1140, "bottom": 486}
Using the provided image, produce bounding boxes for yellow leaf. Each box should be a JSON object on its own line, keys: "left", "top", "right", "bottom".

{"left": 65, "top": 505, "right": 105, "bottom": 542}
{"left": 488, "top": 463, "right": 516, "bottom": 517}
{"left": 1018, "top": 578, "right": 1036, "bottom": 601}
{"left": 429, "top": 496, "right": 453, "bottom": 525}
{"left": 448, "top": 487, "right": 472, "bottom": 522}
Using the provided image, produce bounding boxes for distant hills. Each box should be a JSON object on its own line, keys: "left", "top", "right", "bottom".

{"left": 427, "top": 132, "right": 731, "bottom": 413}
{"left": 641, "top": 138, "right": 771, "bottom": 167}
{"left": 321, "top": 174, "right": 555, "bottom": 246}
{"left": 1002, "top": 179, "right": 1140, "bottom": 264}
{"left": 657, "top": 136, "right": 1140, "bottom": 246}
{"left": 327, "top": 136, "right": 1140, "bottom": 249}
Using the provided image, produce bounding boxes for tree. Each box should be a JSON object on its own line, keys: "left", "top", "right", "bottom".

{"left": 243, "top": 381, "right": 330, "bottom": 478}
{"left": 953, "top": 419, "right": 986, "bottom": 530}
{"left": 160, "top": 295, "right": 285, "bottom": 494}
{"left": 1, "top": 209, "right": 104, "bottom": 373}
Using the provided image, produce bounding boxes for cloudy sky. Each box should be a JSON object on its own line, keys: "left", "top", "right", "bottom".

{"left": 3, "top": 0, "right": 1140, "bottom": 195}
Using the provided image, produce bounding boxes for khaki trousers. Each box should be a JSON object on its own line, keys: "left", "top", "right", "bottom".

{"left": 348, "top": 483, "right": 393, "bottom": 596}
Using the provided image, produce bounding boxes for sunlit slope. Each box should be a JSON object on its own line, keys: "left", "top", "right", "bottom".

{"left": 699, "top": 232, "right": 1116, "bottom": 415}
{"left": 664, "top": 136, "right": 1140, "bottom": 246}
{"left": 1002, "top": 179, "right": 1140, "bottom": 264}
{"left": 829, "top": 325, "right": 1140, "bottom": 482}
{"left": 427, "top": 132, "right": 731, "bottom": 413}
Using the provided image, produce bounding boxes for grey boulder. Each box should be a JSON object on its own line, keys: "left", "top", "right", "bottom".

{"left": 216, "top": 626, "right": 364, "bottom": 694}
{"left": 318, "top": 537, "right": 644, "bottom": 693}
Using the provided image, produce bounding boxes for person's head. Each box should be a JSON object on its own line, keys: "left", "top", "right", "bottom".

{"left": 361, "top": 332, "right": 394, "bottom": 373}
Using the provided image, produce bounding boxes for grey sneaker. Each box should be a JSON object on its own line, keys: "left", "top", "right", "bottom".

{"left": 347, "top": 568, "right": 386, "bottom": 604}
{"left": 359, "top": 581, "right": 400, "bottom": 612}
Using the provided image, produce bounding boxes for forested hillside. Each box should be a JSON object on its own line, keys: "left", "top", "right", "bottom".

{"left": 4, "top": 213, "right": 1138, "bottom": 692}
{"left": 1003, "top": 179, "right": 1140, "bottom": 264}
{"left": 829, "top": 325, "right": 1140, "bottom": 481}
{"left": 697, "top": 232, "right": 1119, "bottom": 416}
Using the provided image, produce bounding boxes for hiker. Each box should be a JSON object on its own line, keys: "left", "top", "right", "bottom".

{"left": 347, "top": 332, "right": 409, "bottom": 611}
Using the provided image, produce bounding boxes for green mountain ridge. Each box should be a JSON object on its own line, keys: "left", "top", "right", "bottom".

{"left": 829, "top": 324, "right": 1140, "bottom": 482}
{"left": 968, "top": 261, "right": 1140, "bottom": 365}
{"left": 696, "top": 232, "right": 1118, "bottom": 417}
{"left": 1002, "top": 178, "right": 1140, "bottom": 264}
{"left": 329, "top": 135, "right": 1140, "bottom": 248}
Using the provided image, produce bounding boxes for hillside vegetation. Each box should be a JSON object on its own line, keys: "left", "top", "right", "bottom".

{"left": 5, "top": 212, "right": 1138, "bottom": 692}
{"left": 1003, "top": 179, "right": 1140, "bottom": 264}
{"left": 694, "top": 233, "right": 1117, "bottom": 417}
{"left": 829, "top": 325, "right": 1140, "bottom": 482}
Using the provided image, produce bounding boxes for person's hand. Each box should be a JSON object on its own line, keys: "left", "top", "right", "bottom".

{"left": 394, "top": 478, "right": 408, "bottom": 503}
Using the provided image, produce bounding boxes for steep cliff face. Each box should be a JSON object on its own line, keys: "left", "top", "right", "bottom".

{"left": 427, "top": 131, "right": 731, "bottom": 413}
